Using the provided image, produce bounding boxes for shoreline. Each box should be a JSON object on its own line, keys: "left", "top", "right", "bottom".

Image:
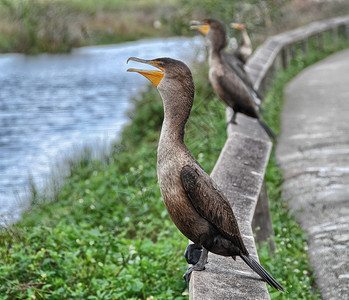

{"left": 0, "top": 36, "right": 205, "bottom": 225}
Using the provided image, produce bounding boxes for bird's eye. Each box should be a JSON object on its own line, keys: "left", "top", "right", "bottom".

{"left": 159, "top": 62, "right": 164, "bottom": 67}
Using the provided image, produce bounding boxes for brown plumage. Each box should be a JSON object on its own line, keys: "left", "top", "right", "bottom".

{"left": 231, "top": 22, "right": 253, "bottom": 64}
{"left": 127, "top": 57, "right": 285, "bottom": 292}
{"left": 222, "top": 52, "right": 265, "bottom": 102}
{"left": 191, "top": 19, "right": 275, "bottom": 140}
{"left": 191, "top": 19, "right": 263, "bottom": 103}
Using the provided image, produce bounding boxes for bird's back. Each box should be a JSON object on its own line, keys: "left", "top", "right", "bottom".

{"left": 209, "top": 55, "right": 259, "bottom": 118}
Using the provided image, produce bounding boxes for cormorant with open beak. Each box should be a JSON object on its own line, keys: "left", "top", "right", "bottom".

{"left": 127, "top": 57, "right": 285, "bottom": 292}
{"left": 231, "top": 22, "right": 252, "bottom": 64}
{"left": 191, "top": 19, "right": 275, "bottom": 139}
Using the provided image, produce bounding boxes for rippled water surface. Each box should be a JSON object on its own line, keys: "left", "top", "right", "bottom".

{"left": 0, "top": 36, "right": 205, "bottom": 221}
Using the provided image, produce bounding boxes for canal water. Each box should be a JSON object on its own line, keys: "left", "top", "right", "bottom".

{"left": 0, "top": 36, "right": 205, "bottom": 223}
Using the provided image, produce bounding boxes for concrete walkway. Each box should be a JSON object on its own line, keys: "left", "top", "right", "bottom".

{"left": 276, "top": 49, "right": 349, "bottom": 299}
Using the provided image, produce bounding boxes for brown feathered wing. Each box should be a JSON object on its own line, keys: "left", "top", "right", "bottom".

{"left": 181, "top": 165, "right": 248, "bottom": 255}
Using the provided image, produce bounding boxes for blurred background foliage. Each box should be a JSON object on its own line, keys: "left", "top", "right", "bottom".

{"left": 0, "top": 0, "right": 349, "bottom": 53}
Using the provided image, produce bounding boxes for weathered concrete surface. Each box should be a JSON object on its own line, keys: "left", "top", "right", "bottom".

{"left": 190, "top": 114, "right": 272, "bottom": 299}
{"left": 276, "top": 49, "right": 349, "bottom": 300}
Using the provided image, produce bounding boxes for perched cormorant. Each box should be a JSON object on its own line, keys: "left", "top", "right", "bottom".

{"left": 223, "top": 51, "right": 265, "bottom": 104}
{"left": 191, "top": 19, "right": 275, "bottom": 139}
{"left": 231, "top": 22, "right": 252, "bottom": 64}
{"left": 127, "top": 56, "right": 285, "bottom": 292}
{"left": 191, "top": 19, "right": 263, "bottom": 103}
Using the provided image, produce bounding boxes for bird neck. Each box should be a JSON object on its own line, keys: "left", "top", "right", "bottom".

{"left": 241, "top": 28, "right": 251, "bottom": 48}
{"left": 209, "top": 38, "right": 225, "bottom": 53}
{"left": 158, "top": 89, "right": 193, "bottom": 151}
{"left": 209, "top": 46, "right": 224, "bottom": 66}
{"left": 160, "top": 104, "right": 189, "bottom": 145}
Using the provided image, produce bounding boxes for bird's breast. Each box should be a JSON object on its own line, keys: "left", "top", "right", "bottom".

{"left": 209, "top": 67, "right": 229, "bottom": 104}
{"left": 157, "top": 155, "right": 211, "bottom": 245}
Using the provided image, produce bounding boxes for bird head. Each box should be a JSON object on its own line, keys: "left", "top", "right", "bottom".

{"left": 231, "top": 23, "right": 245, "bottom": 30}
{"left": 190, "top": 19, "right": 227, "bottom": 50}
{"left": 190, "top": 19, "right": 210, "bottom": 35}
{"left": 127, "top": 57, "right": 165, "bottom": 87}
{"left": 127, "top": 57, "right": 194, "bottom": 104}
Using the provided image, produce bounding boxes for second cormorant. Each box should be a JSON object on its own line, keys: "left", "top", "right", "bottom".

{"left": 191, "top": 19, "right": 275, "bottom": 140}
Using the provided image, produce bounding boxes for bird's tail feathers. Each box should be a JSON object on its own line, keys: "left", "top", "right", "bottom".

{"left": 240, "top": 254, "right": 286, "bottom": 293}
{"left": 254, "top": 88, "right": 264, "bottom": 102}
{"left": 258, "top": 119, "right": 276, "bottom": 141}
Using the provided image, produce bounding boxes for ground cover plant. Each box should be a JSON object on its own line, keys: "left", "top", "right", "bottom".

{"left": 1, "top": 0, "right": 348, "bottom": 54}
{"left": 0, "top": 0, "right": 178, "bottom": 53}
{"left": 0, "top": 31, "right": 348, "bottom": 300}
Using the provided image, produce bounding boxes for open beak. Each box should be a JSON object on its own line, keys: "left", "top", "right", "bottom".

{"left": 190, "top": 20, "right": 210, "bottom": 35}
{"left": 127, "top": 57, "right": 164, "bottom": 87}
{"left": 231, "top": 23, "right": 243, "bottom": 30}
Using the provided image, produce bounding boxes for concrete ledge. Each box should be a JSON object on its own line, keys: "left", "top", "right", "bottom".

{"left": 190, "top": 115, "right": 272, "bottom": 299}
{"left": 247, "top": 15, "right": 349, "bottom": 90}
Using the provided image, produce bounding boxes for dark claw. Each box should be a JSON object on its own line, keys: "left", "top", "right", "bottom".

{"left": 183, "top": 266, "right": 193, "bottom": 287}
{"left": 226, "top": 120, "right": 238, "bottom": 127}
{"left": 225, "top": 121, "right": 238, "bottom": 128}
{"left": 183, "top": 265, "right": 206, "bottom": 288}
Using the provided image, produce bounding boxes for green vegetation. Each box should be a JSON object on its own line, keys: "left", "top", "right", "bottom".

{"left": 0, "top": 21, "right": 348, "bottom": 300}
{"left": 0, "top": 0, "right": 255, "bottom": 53}
{"left": 0, "top": 0, "right": 179, "bottom": 54}
{"left": 0, "top": 0, "right": 292, "bottom": 53}
{"left": 1, "top": 0, "right": 348, "bottom": 54}
{"left": 0, "top": 0, "right": 79, "bottom": 53}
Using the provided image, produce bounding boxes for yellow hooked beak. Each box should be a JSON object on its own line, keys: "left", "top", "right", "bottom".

{"left": 231, "top": 23, "right": 244, "bottom": 30}
{"left": 190, "top": 20, "right": 210, "bottom": 35}
{"left": 127, "top": 57, "right": 164, "bottom": 87}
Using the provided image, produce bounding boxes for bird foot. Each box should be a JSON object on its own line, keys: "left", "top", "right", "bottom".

{"left": 228, "top": 112, "right": 238, "bottom": 126}
{"left": 184, "top": 244, "right": 203, "bottom": 265}
{"left": 183, "top": 248, "right": 208, "bottom": 288}
{"left": 226, "top": 120, "right": 238, "bottom": 127}
{"left": 183, "top": 264, "right": 206, "bottom": 288}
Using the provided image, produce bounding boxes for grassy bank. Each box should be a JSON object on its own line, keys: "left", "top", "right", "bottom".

{"left": 1, "top": 0, "right": 349, "bottom": 54}
{"left": 0, "top": 0, "right": 179, "bottom": 54}
{"left": 0, "top": 32, "right": 348, "bottom": 300}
